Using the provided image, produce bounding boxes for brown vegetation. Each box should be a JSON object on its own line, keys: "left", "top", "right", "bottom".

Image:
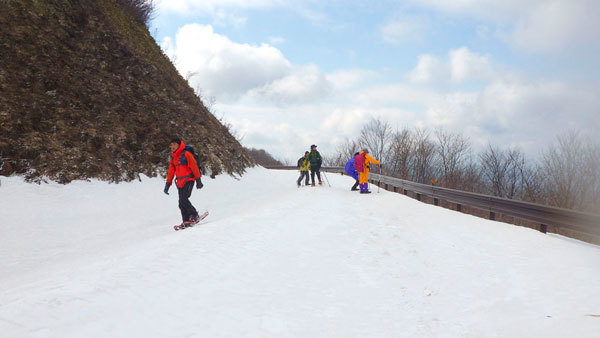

{"left": 245, "top": 148, "right": 283, "bottom": 167}
{"left": 0, "top": 0, "right": 253, "bottom": 183}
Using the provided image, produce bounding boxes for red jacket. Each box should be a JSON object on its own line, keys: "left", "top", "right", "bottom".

{"left": 167, "top": 142, "right": 201, "bottom": 188}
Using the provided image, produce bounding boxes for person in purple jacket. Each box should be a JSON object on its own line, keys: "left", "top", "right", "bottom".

{"left": 344, "top": 152, "right": 360, "bottom": 191}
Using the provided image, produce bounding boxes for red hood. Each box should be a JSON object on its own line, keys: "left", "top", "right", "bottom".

{"left": 172, "top": 141, "right": 186, "bottom": 158}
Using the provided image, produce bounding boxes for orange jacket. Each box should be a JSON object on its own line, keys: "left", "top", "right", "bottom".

{"left": 361, "top": 151, "right": 380, "bottom": 173}
{"left": 167, "top": 142, "right": 201, "bottom": 188}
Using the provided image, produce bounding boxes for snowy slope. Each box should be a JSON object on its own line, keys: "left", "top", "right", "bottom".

{"left": 1, "top": 167, "right": 599, "bottom": 338}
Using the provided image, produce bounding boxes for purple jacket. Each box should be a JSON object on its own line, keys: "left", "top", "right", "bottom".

{"left": 345, "top": 158, "right": 359, "bottom": 180}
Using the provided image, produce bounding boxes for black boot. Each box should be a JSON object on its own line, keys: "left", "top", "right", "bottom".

{"left": 351, "top": 181, "right": 359, "bottom": 191}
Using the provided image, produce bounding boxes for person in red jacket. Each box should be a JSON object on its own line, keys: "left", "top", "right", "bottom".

{"left": 164, "top": 137, "right": 203, "bottom": 225}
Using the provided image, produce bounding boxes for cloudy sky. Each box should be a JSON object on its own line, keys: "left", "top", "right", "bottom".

{"left": 151, "top": 0, "right": 600, "bottom": 161}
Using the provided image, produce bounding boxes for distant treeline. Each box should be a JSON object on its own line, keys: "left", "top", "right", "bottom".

{"left": 327, "top": 118, "right": 599, "bottom": 214}
{"left": 246, "top": 148, "right": 283, "bottom": 167}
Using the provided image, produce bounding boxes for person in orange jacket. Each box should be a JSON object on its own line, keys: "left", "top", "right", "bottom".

{"left": 353, "top": 148, "right": 380, "bottom": 194}
{"left": 164, "top": 137, "right": 203, "bottom": 225}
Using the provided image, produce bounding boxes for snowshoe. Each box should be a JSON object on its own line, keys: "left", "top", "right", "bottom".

{"left": 174, "top": 211, "right": 209, "bottom": 231}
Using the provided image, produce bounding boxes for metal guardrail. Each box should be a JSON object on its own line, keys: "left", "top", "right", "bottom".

{"left": 265, "top": 165, "right": 600, "bottom": 238}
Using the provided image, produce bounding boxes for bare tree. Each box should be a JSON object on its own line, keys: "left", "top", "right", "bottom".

{"left": 461, "top": 160, "right": 484, "bottom": 193}
{"left": 359, "top": 117, "right": 393, "bottom": 164}
{"left": 387, "top": 128, "right": 413, "bottom": 178}
{"left": 479, "top": 144, "right": 510, "bottom": 197}
{"left": 541, "top": 132, "right": 599, "bottom": 211}
{"left": 411, "top": 128, "right": 436, "bottom": 184}
{"left": 583, "top": 142, "right": 600, "bottom": 213}
{"left": 329, "top": 138, "right": 361, "bottom": 166}
{"left": 434, "top": 128, "right": 471, "bottom": 188}
{"left": 512, "top": 153, "right": 544, "bottom": 203}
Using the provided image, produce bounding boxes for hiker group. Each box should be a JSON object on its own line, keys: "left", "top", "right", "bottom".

{"left": 164, "top": 137, "right": 382, "bottom": 229}
{"left": 344, "top": 149, "right": 380, "bottom": 194}
{"left": 296, "top": 145, "right": 380, "bottom": 194}
{"left": 297, "top": 144, "right": 323, "bottom": 187}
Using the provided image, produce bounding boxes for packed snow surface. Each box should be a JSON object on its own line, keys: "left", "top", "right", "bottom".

{"left": 1, "top": 167, "right": 599, "bottom": 337}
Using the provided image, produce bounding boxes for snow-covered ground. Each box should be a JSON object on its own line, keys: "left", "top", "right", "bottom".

{"left": 1, "top": 167, "right": 599, "bottom": 337}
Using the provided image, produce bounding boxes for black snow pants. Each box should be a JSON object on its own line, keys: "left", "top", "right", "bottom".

{"left": 178, "top": 180, "right": 198, "bottom": 222}
{"left": 310, "top": 165, "right": 322, "bottom": 185}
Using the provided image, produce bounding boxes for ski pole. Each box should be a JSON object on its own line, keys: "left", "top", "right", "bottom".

{"left": 377, "top": 164, "right": 382, "bottom": 193}
{"left": 322, "top": 170, "right": 332, "bottom": 187}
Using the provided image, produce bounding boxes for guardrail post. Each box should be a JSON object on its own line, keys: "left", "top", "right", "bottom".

{"left": 416, "top": 193, "right": 421, "bottom": 201}
{"left": 489, "top": 211, "right": 495, "bottom": 220}
{"left": 393, "top": 186, "right": 397, "bottom": 193}
{"left": 403, "top": 189, "right": 408, "bottom": 195}
{"left": 434, "top": 198, "right": 439, "bottom": 206}
{"left": 540, "top": 224, "right": 547, "bottom": 234}
{"left": 456, "top": 204, "right": 462, "bottom": 212}
{"left": 385, "top": 183, "right": 388, "bottom": 190}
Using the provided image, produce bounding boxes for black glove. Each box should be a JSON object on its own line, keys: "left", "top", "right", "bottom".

{"left": 196, "top": 178, "right": 203, "bottom": 189}
{"left": 164, "top": 182, "right": 171, "bottom": 195}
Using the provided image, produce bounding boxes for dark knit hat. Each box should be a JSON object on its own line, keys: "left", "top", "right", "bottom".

{"left": 170, "top": 137, "right": 181, "bottom": 145}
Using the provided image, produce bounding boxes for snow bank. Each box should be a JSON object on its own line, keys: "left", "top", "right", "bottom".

{"left": 1, "top": 168, "right": 599, "bottom": 337}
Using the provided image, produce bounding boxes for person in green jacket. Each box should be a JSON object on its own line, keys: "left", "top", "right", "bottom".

{"left": 296, "top": 151, "right": 310, "bottom": 187}
{"left": 307, "top": 144, "right": 323, "bottom": 186}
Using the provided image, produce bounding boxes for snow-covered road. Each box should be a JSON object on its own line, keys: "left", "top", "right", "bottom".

{"left": 1, "top": 167, "right": 599, "bottom": 337}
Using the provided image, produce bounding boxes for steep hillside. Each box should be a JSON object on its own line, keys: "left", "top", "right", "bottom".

{"left": 0, "top": 0, "right": 253, "bottom": 183}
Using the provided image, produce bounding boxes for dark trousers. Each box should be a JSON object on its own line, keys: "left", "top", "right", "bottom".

{"left": 310, "top": 167, "right": 322, "bottom": 185}
{"left": 297, "top": 171, "right": 309, "bottom": 185}
{"left": 178, "top": 181, "right": 198, "bottom": 222}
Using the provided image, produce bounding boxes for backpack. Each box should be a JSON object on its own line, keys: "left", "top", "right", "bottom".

{"left": 178, "top": 145, "right": 201, "bottom": 170}
{"left": 354, "top": 153, "right": 365, "bottom": 172}
{"left": 297, "top": 157, "right": 304, "bottom": 168}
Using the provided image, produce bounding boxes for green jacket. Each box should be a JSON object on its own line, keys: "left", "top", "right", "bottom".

{"left": 307, "top": 150, "right": 322, "bottom": 168}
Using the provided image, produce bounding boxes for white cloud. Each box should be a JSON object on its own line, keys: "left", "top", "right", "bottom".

{"left": 408, "top": 0, "right": 543, "bottom": 22}
{"left": 223, "top": 70, "right": 600, "bottom": 159}
{"left": 320, "top": 108, "right": 367, "bottom": 137}
{"left": 211, "top": 9, "right": 248, "bottom": 27}
{"left": 354, "top": 84, "right": 439, "bottom": 108}
{"left": 408, "top": 54, "right": 444, "bottom": 84}
{"left": 408, "top": 47, "right": 497, "bottom": 84}
{"left": 381, "top": 15, "right": 429, "bottom": 43}
{"left": 326, "top": 69, "right": 376, "bottom": 90}
{"left": 510, "top": 1, "right": 600, "bottom": 53}
{"left": 163, "top": 24, "right": 334, "bottom": 104}
{"left": 410, "top": 0, "right": 600, "bottom": 54}
{"left": 268, "top": 36, "right": 285, "bottom": 44}
{"left": 449, "top": 47, "right": 496, "bottom": 83}
{"left": 154, "top": 0, "right": 287, "bottom": 14}
{"left": 245, "top": 64, "right": 333, "bottom": 105}
{"left": 420, "top": 78, "right": 600, "bottom": 154}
